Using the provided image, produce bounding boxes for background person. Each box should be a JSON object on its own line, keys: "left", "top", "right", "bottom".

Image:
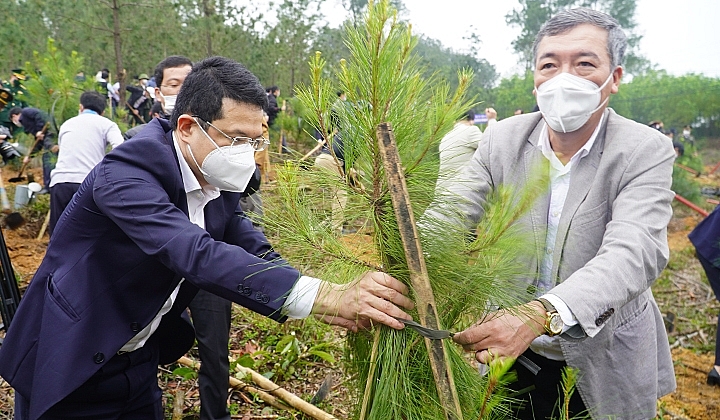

{"left": 689, "top": 206, "right": 720, "bottom": 387}
{"left": 435, "top": 109, "right": 482, "bottom": 190}
{"left": 9, "top": 107, "right": 56, "bottom": 193}
{"left": 49, "top": 91, "right": 124, "bottom": 235}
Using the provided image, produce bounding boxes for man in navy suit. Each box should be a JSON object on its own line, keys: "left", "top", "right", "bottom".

{"left": 0, "top": 56, "right": 413, "bottom": 420}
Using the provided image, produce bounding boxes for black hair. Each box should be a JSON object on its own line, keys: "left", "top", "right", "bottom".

{"left": 337, "top": 90, "right": 345, "bottom": 97}
{"left": 268, "top": 85, "right": 279, "bottom": 94}
{"left": 101, "top": 70, "right": 110, "bottom": 80}
{"left": 464, "top": 109, "right": 475, "bottom": 121}
{"left": 80, "top": 91, "right": 107, "bottom": 114}
{"left": 171, "top": 56, "right": 268, "bottom": 129}
{"left": 150, "top": 101, "right": 164, "bottom": 117}
{"left": 8, "top": 107, "right": 22, "bottom": 117}
{"left": 153, "top": 55, "right": 193, "bottom": 87}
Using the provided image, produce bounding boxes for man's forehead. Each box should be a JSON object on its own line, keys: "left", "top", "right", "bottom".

{"left": 163, "top": 65, "right": 192, "bottom": 82}
{"left": 536, "top": 25, "right": 609, "bottom": 59}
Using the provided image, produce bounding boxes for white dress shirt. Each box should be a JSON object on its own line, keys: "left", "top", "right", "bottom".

{"left": 530, "top": 115, "right": 604, "bottom": 360}
{"left": 121, "top": 134, "right": 320, "bottom": 352}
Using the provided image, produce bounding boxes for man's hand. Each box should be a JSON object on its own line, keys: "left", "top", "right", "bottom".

{"left": 485, "top": 107, "right": 498, "bottom": 120}
{"left": 452, "top": 301, "right": 546, "bottom": 364}
{"left": 311, "top": 272, "right": 414, "bottom": 332}
{"left": 35, "top": 131, "right": 45, "bottom": 141}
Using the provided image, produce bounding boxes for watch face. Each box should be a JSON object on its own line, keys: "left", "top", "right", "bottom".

{"left": 548, "top": 313, "right": 563, "bottom": 335}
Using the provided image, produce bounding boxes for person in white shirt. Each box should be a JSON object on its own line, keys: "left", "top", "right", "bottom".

{"left": 435, "top": 109, "right": 483, "bottom": 190}
{"left": 49, "top": 91, "right": 124, "bottom": 235}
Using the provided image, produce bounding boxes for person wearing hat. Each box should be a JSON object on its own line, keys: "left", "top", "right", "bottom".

{"left": 0, "top": 88, "right": 13, "bottom": 112}
{"left": 0, "top": 69, "right": 28, "bottom": 133}
{"left": 126, "top": 73, "right": 152, "bottom": 126}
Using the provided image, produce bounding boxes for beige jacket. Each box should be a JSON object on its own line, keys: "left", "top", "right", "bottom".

{"left": 433, "top": 109, "right": 676, "bottom": 419}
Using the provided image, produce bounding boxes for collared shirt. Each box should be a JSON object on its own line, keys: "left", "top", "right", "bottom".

{"left": 530, "top": 114, "right": 604, "bottom": 360}
{"left": 121, "top": 134, "right": 320, "bottom": 352}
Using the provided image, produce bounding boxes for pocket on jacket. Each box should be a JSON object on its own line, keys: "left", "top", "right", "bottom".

{"left": 45, "top": 274, "right": 81, "bottom": 322}
{"left": 614, "top": 298, "right": 649, "bottom": 333}
{"left": 570, "top": 200, "right": 608, "bottom": 228}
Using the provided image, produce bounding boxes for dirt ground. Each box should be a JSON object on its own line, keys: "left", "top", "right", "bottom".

{"left": 1, "top": 163, "right": 720, "bottom": 419}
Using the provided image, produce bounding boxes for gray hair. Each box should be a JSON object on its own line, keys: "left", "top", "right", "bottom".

{"left": 532, "top": 8, "right": 627, "bottom": 69}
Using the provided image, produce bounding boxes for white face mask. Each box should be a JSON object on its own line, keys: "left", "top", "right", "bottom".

{"left": 186, "top": 121, "right": 256, "bottom": 192}
{"left": 535, "top": 71, "right": 614, "bottom": 133}
{"left": 162, "top": 94, "right": 177, "bottom": 114}
{"left": 683, "top": 130, "right": 690, "bottom": 137}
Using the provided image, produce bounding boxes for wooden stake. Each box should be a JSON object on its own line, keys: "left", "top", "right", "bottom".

{"left": 375, "top": 122, "right": 463, "bottom": 420}
{"left": 171, "top": 389, "right": 184, "bottom": 420}
{"left": 176, "top": 356, "right": 336, "bottom": 420}
{"left": 37, "top": 210, "right": 51, "bottom": 240}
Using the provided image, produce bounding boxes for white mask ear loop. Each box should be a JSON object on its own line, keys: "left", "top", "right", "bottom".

{"left": 587, "top": 70, "right": 616, "bottom": 115}
{"left": 186, "top": 143, "right": 210, "bottom": 177}
{"left": 193, "top": 117, "right": 224, "bottom": 153}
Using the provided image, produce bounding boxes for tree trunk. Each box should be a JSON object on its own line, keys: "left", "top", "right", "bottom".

{"left": 203, "top": 0, "right": 214, "bottom": 56}
{"left": 111, "top": 0, "right": 125, "bottom": 105}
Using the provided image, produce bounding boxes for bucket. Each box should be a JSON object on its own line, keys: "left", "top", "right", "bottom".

{"left": 14, "top": 185, "right": 30, "bottom": 209}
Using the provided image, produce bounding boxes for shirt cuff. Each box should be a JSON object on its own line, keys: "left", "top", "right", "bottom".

{"left": 541, "top": 293, "right": 578, "bottom": 332}
{"left": 282, "top": 275, "right": 322, "bottom": 319}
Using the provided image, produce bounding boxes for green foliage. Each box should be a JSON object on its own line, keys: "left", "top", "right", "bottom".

{"left": 611, "top": 71, "right": 720, "bottom": 137}
{"left": 264, "top": 1, "right": 545, "bottom": 418}
{"left": 414, "top": 36, "right": 498, "bottom": 101}
{"left": 172, "top": 366, "right": 198, "bottom": 380}
{"left": 671, "top": 166, "right": 703, "bottom": 207}
{"left": 485, "top": 70, "right": 536, "bottom": 118}
{"left": 229, "top": 320, "right": 341, "bottom": 383}
{"left": 23, "top": 38, "right": 97, "bottom": 128}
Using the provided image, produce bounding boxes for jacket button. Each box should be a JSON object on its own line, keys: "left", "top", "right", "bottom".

{"left": 93, "top": 352, "right": 105, "bottom": 364}
{"left": 130, "top": 322, "right": 140, "bottom": 332}
{"left": 242, "top": 287, "right": 252, "bottom": 296}
{"left": 256, "top": 292, "right": 269, "bottom": 304}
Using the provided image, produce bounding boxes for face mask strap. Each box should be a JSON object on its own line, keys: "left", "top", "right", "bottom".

{"left": 595, "top": 70, "right": 615, "bottom": 92}
{"left": 186, "top": 143, "right": 210, "bottom": 177}
{"left": 193, "top": 117, "right": 224, "bottom": 153}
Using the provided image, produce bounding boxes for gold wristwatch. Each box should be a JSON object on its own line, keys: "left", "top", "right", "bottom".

{"left": 536, "top": 298, "right": 563, "bottom": 336}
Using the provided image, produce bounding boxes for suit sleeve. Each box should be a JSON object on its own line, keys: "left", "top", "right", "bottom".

{"left": 92, "top": 150, "right": 300, "bottom": 320}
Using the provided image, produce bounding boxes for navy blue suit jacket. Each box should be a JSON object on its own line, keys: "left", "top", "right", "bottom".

{"left": 0, "top": 119, "right": 301, "bottom": 419}
{"left": 690, "top": 205, "right": 720, "bottom": 266}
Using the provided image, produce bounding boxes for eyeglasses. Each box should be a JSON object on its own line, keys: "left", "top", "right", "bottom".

{"left": 193, "top": 116, "right": 270, "bottom": 151}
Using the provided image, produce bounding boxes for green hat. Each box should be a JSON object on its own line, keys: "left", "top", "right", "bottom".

{"left": 11, "top": 68, "right": 25, "bottom": 80}
{"left": 138, "top": 73, "right": 149, "bottom": 80}
{"left": 0, "top": 88, "right": 13, "bottom": 108}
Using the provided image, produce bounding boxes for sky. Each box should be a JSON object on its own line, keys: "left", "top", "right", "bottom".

{"left": 319, "top": 0, "right": 720, "bottom": 80}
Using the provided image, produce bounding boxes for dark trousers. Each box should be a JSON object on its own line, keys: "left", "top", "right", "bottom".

{"left": 41, "top": 149, "right": 56, "bottom": 190}
{"left": 188, "top": 290, "right": 232, "bottom": 420}
{"left": 49, "top": 182, "right": 80, "bottom": 236}
{"left": 697, "top": 252, "right": 720, "bottom": 366}
{"left": 15, "top": 336, "right": 163, "bottom": 420}
{"left": 509, "top": 349, "right": 587, "bottom": 420}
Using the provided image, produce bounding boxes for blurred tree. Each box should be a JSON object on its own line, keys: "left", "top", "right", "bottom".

{"left": 0, "top": 0, "right": 51, "bottom": 75}
{"left": 505, "top": 0, "right": 650, "bottom": 75}
{"left": 414, "top": 36, "right": 498, "bottom": 105}
{"left": 610, "top": 70, "right": 720, "bottom": 137}
{"left": 264, "top": 0, "right": 325, "bottom": 93}
{"left": 485, "top": 70, "right": 536, "bottom": 118}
